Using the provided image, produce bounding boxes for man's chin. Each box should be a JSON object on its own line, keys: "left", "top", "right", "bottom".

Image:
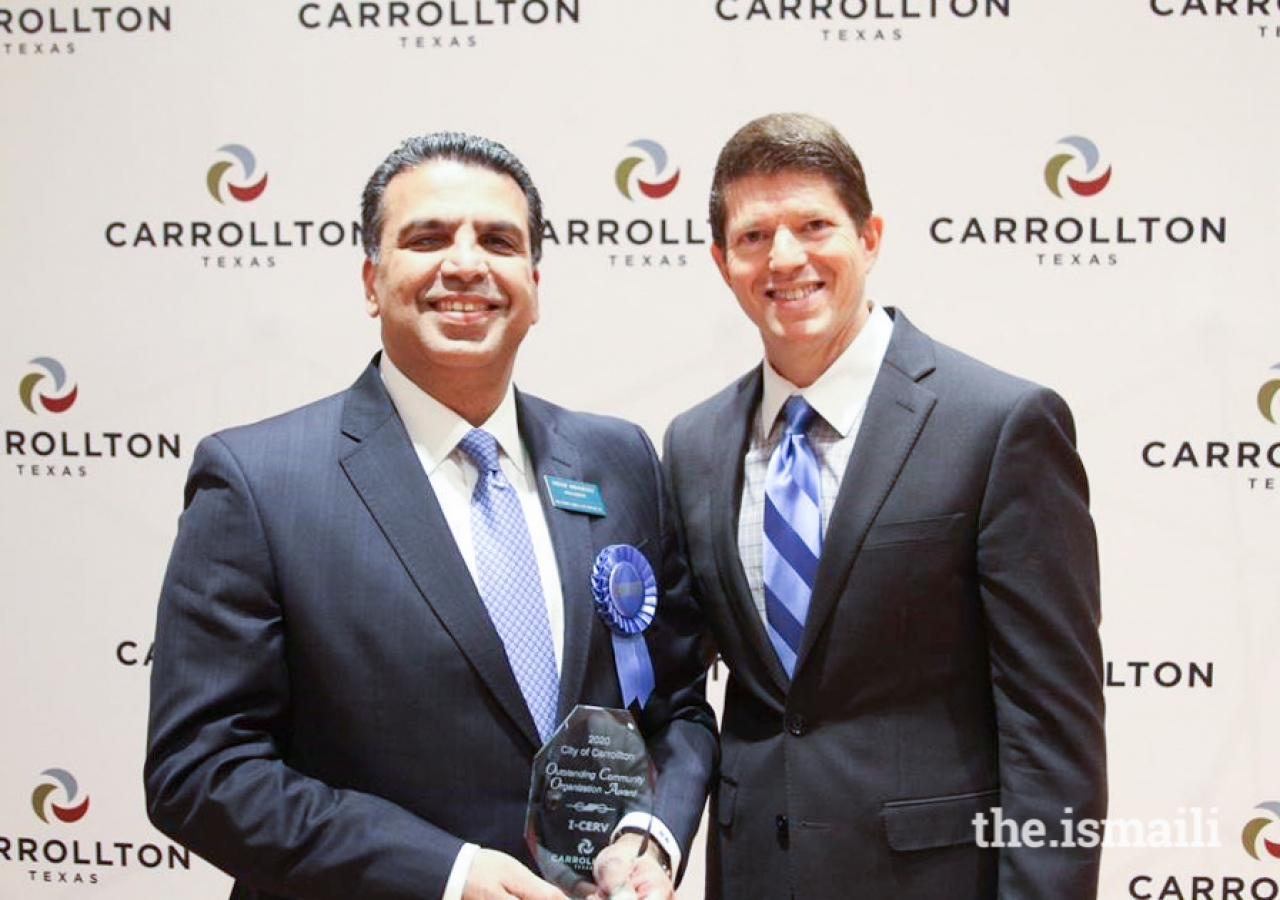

{"left": 424, "top": 335, "right": 523, "bottom": 369}
{"left": 767, "top": 316, "right": 830, "bottom": 345}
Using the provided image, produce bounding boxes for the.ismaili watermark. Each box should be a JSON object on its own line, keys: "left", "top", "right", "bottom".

{"left": 973, "top": 807, "right": 1220, "bottom": 849}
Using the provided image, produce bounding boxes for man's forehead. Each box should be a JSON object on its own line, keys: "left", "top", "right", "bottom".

{"left": 388, "top": 160, "right": 526, "bottom": 209}
{"left": 725, "top": 170, "right": 841, "bottom": 199}
{"left": 723, "top": 172, "right": 846, "bottom": 220}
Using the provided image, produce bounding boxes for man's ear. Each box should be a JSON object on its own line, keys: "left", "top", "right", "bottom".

{"left": 861, "top": 215, "right": 885, "bottom": 262}
{"left": 362, "top": 258, "right": 380, "bottom": 318}
{"left": 710, "top": 243, "right": 731, "bottom": 285}
{"left": 530, "top": 266, "right": 540, "bottom": 325}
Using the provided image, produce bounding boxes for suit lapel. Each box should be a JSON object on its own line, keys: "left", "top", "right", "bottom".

{"left": 798, "top": 311, "right": 938, "bottom": 671}
{"left": 338, "top": 363, "right": 543, "bottom": 750}
{"left": 708, "top": 371, "right": 793, "bottom": 694}
{"left": 516, "top": 392, "right": 597, "bottom": 729}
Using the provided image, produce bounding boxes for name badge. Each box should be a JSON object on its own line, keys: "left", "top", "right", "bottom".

{"left": 544, "top": 476, "right": 607, "bottom": 516}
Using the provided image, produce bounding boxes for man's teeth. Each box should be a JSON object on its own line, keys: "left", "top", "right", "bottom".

{"left": 771, "top": 285, "right": 818, "bottom": 301}
{"left": 436, "top": 299, "right": 491, "bottom": 312}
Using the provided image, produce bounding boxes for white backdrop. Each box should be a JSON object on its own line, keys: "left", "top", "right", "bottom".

{"left": 4, "top": 2, "right": 1279, "bottom": 897}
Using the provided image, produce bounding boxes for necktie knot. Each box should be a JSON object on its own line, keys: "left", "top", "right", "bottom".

{"left": 781, "top": 396, "right": 816, "bottom": 438}
{"left": 458, "top": 428, "right": 501, "bottom": 474}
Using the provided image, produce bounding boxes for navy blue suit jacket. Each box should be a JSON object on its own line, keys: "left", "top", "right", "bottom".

{"left": 145, "top": 360, "right": 715, "bottom": 900}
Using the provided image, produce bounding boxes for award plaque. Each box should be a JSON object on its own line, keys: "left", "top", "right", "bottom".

{"left": 525, "top": 704, "right": 656, "bottom": 898}
{"left": 526, "top": 544, "right": 661, "bottom": 897}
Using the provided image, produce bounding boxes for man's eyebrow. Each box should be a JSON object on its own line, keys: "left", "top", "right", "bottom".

{"left": 478, "top": 219, "right": 526, "bottom": 236}
{"left": 395, "top": 217, "right": 526, "bottom": 239}
{"left": 476, "top": 220, "right": 530, "bottom": 249}
{"left": 394, "top": 217, "right": 454, "bottom": 240}
{"left": 730, "top": 206, "right": 831, "bottom": 232}
{"left": 727, "top": 217, "right": 766, "bottom": 235}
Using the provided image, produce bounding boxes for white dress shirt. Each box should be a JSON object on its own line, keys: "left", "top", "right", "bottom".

{"left": 380, "top": 356, "right": 566, "bottom": 900}
{"left": 379, "top": 357, "right": 681, "bottom": 893}
{"left": 380, "top": 356, "right": 567, "bottom": 667}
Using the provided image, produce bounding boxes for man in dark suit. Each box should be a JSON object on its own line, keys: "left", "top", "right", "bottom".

{"left": 663, "top": 113, "right": 1106, "bottom": 899}
{"left": 145, "top": 132, "right": 715, "bottom": 900}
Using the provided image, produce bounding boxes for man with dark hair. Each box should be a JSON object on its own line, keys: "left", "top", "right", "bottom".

{"left": 360, "top": 132, "right": 546, "bottom": 266}
{"left": 664, "top": 112, "right": 1106, "bottom": 898}
{"left": 145, "top": 132, "right": 715, "bottom": 900}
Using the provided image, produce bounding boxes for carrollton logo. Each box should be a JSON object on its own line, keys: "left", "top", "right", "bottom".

{"left": 929, "top": 133, "right": 1227, "bottom": 268}
{"left": 296, "top": 1, "right": 584, "bottom": 51}
{"left": 712, "top": 0, "right": 1010, "bottom": 44}
{"left": 1243, "top": 803, "right": 1280, "bottom": 860}
{"left": 2, "top": 766, "right": 192, "bottom": 885}
{"left": 615, "top": 140, "right": 680, "bottom": 201}
{"left": 1140, "top": 362, "right": 1280, "bottom": 493}
{"left": 207, "top": 144, "right": 268, "bottom": 204}
{"left": 103, "top": 143, "right": 359, "bottom": 269}
{"left": 541, "top": 136, "right": 706, "bottom": 269}
{"left": 31, "top": 769, "right": 89, "bottom": 825}
{"left": 1044, "top": 136, "right": 1112, "bottom": 199}
{"left": 0, "top": 5, "right": 172, "bottom": 58}
{"left": 1257, "top": 365, "right": 1280, "bottom": 424}
{"left": 19, "top": 357, "right": 78, "bottom": 415}
{"left": 1122, "top": 803, "right": 1280, "bottom": 898}
{"left": 1149, "top": 0, "right": 1280, "bottom": 42}
{"left": 8, "top": 355, "right": 182, "bottom": 479}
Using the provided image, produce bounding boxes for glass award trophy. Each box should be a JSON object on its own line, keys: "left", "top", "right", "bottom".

{"left": 525, "top": 705, "right": 656, "bottom": 898}
{"left": 525, "top": 544, "right": 663, "bottom": 897}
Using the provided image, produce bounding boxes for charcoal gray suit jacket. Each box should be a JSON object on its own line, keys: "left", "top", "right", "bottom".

{"left": 663, "top": 309, "right": 1105, "bottom": 900}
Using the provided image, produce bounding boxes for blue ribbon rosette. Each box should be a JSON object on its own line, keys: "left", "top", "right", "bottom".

{"left": 590, "top": 544, "right": 657, "bottom": 709}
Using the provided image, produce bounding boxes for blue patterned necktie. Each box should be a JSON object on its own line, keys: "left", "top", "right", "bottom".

{"left": 457, "top": 429, "right": 560, "bottom": 743}
{"left": 763, "top": 396, "right": 823, "bottom": 677}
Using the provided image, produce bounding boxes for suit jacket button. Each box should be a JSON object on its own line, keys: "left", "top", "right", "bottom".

{"left": 786, "top": 714, "right": 807, "bottom": 736}
{"left": 775, "top": 814, "right": 789, "bottom": 847}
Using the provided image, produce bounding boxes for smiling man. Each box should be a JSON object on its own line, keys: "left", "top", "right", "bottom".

{"left": 662, "top": 113, "right": 1107, "bottom": 899}
{"left": 144, "top": 132, "right": 715, "bottom": 900}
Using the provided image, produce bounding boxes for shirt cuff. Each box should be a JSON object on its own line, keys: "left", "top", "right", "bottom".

{"left": 612, "top": 812, "right": 682, "bottom": 877}
{"left": 442, "top": 842, "right": 479, "bottom": 900}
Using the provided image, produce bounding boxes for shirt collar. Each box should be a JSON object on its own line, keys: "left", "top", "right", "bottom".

{"left": 379, "top": 355, "right": 526, "bottom": 475}
{"left": 759, "top": 302, "right": 895, "bottom": 439}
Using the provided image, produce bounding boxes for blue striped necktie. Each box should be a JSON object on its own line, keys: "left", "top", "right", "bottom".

{"left": 763, "top": 396, "right": 822, "bottom": 677}
{"left": 458, "top": 429, "right": 560, "bottom": 743}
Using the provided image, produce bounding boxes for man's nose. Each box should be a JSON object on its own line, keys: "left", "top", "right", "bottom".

{"left": 441, "top": 236, "right": 488, "bottom": 279}
{"left": 769, "top": 227, "right": 805, "bottom": 270}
